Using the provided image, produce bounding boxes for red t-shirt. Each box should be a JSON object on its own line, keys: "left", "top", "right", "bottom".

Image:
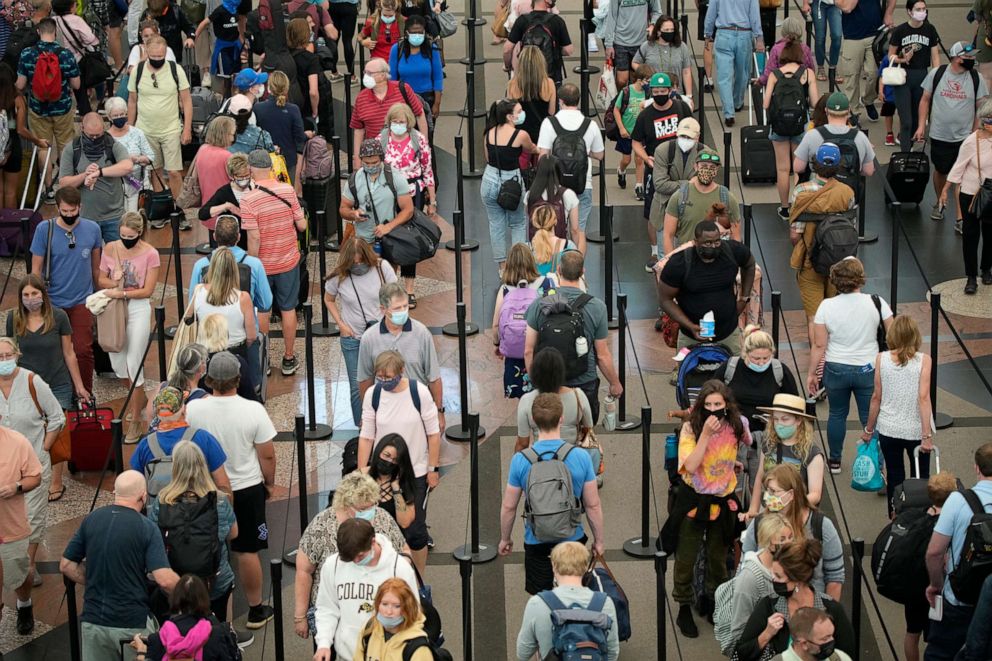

{"left": 361, "top": 17, "right": 402, "bottom": 60}
{"left": 349, "top": 80, "right": 424, "bottom": 135}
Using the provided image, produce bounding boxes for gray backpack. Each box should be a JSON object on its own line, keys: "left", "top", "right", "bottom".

{"left": 144, "top": 428, "right": 196, "bottom": 497}
{"left": 522, "top": 444, "right": 583, "bottom": 542}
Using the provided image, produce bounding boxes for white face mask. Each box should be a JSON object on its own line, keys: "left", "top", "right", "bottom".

{"left": 677, "top": 137, "right": 696, "bottom": 153}
{"left": 911, "top": 9, "right": 927, "bottom": 21}
{"left": 363, "top": 74, "right": 377, "bottom": 89}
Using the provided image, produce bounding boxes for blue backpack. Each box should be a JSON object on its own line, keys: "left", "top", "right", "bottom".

{"left": 537, "top": 591, "right": 612, "bottom": 661}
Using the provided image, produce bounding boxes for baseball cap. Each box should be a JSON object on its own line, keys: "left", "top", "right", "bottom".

{"left": 677, "top": 117, "right": 701, "bottom": 140}
{"left": 949, "top": 41, "right": 977, "bottom": 58}
{"left": 695, "top": 148, "right": 721, "bottom": 165}
{"left": 234, "top": 68, "right": 268, "bottom": 90}
{"left": 248, "top": 149, "right": 272, "bottom": 169}
{"left": 153, "top": 386, "right": 183, "bottom": 415}
{"left": 227, "top": 94, "right": 253, "bottom": 115}
{"left": 815, "top": 142, "right": 842, "bottom": 167}
{"left": 359, "top": 138, "right": 385, "bottom": 159}
{"left": 825, "top": 92, "right": 850, "bottom": 112}
{"left": 649, "top": 72, "right": 672, "bottom": 89}
{"left": 206, "top": 351, "right": 242, "bottom": 381}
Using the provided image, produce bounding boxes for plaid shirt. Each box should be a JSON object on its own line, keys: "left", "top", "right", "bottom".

{"left": 788, "top": 175, "right": 825, "bottom": 235}
{"left": 17, "top": 40, "right": 79, "bottom": 117}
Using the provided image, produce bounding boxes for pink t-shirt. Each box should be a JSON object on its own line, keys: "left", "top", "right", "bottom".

{"left": 0, "top": 427, "right": 42, "bottom": 542}
{"left": 359, "top": 380, "right": 439, "bottom": 477}
{"left": 384, "top": 132, "right": 434, "bottom": 191}
{"left": 100, "top": 244, "right": 161, "bottom": 290}
{"left": 196, "top": 144, "right": 237, "bottom": 230}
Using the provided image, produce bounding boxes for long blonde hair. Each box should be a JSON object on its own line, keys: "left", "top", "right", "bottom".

{"left": 530, "top": 206, "right": 559, "bottom": 265}
{"left": 885, "top": 314, "right": 921, "bottom": 366}
{"left": 205, "top": 247, "right": 239, "bottom": 307}
{"left": 199, "top": 313, "right": 230, "bottom": 353}
{"left": 764, "top": 417, "right": 816, "bottom": 469}
{"left": 157, "top": 441, "right": 219, "bottom": 505}
{"left": 512, "top": 46, "right": 549, "bottom": 101}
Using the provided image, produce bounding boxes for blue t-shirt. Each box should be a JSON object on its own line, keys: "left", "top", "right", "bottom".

{"left": 507, "top": 439, "right": 596, "bottom": 546}
{"left": 389, "top": 43, "right": 443, "bottom": 96}
{"left": 147, "top": 493, "right": 237, "bottom": 599}
{"left": 934, "top": 480, "right": 992, "bottom": 606}
{"left": 63, "top": 505, "right": 171, "bottom": 628}
{"left": 129, "top": 425, "right": 228, "bottom": 474}
{"left": 841, "top": 0, "right": 883, "bottom": 40}
{"left": 877, "top": 56, "right": 895, "bottom": 104}
{"left": 29, "top": 219, "right": 103, "bottom": 308}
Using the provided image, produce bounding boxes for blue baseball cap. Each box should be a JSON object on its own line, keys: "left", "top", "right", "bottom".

{"left": 234, "top": 68, "right": 268, "bottom": 90}
{"left": 815, "top": 142, "right": 842, "bottom": 167}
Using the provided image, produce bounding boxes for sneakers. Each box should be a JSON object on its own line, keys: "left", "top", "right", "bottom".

{"left": 281, "top": 355, "right": 300, "bottom": 376}
{"left": 965, "top": 276, "right": 978, "bottom": 295}
{"left": 704, "top": 77, "right": 714, "bottom": 93}
{"left": 777, "top": 206, "right": 790, "bottom": 221}
{"left": 828, "top": 459, "right": 842, "bottom": 474}
{"left": 617, "top": 169, "right": 627, "bottom": 189}
{"left": 236, "top": 629, "right": 254, "bottom": 648}
{"left": 16, "top": 603, "right": 34, "bottom": 635}
{"left": 150, "top": 217, "right": 168, "bottom": 230}
{"left": 634, "top": 183, "right": 644, "bottom": 201}
{"left": 955, "top": 219, "right": 964, "bottom": 235}
{"left": 179, "top": 217, "right": 192, "bottom": 231}
{"left": 246, "top": 604, "right": 274, "bottom": 630}
{"left": 725, "top": 117, "right": 735, "bottom": 127}
{"left": 676, "top": 604, "right": 698, "bottom": 638}
{"left": 865, "top": 104, "right": 879, "bottom": 122}
{"left": 44, "top": 188, "right": 56, "bottom": 204}
{"left": 884, "top": 133, "right": 895, "bottom": 146}
{"left": 930, "top": 204, "right": 944, "bottom": 221}
{"left": 983, "top": 270, "right": 992, "bottom": 285}
{"left": 645, "top": 255, "right": 659, "bottom": 273}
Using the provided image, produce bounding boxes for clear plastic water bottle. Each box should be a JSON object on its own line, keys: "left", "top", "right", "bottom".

{"left": 603, "top": 395, "right": 617, "bottom": 432}
{"left": 575, "top": 336, "right": 588, "bottom": 357}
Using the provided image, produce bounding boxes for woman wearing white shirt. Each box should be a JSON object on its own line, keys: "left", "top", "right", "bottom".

{"left": 806, "top": 257, "right": 893, "bottom": 474}
{"left": 192, "top": 248, "right": 257, "bottom": 355}
{"left": 104, "top": 97, "right": 155, "bottom": 212}
{"left": 126, "top": 19, "right": 178, "bottom": 72}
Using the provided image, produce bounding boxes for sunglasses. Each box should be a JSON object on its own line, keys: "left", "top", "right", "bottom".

{"left": 697, "top": 153, "right": 721, "bottom": 164}
{"left": 66, "top": 231, "right": 76, "bottom": 249}
{"left": 150, "top": 72, "right": 159, "bottom": 88}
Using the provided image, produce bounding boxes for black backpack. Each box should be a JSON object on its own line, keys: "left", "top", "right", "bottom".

{"left": 360, "top": 633, "right": 452, "bottom": 661}
{"left": 806, "top": 210, "right": 859, "bottom": 276}
{"left": 534, "top": 292, "right": 593, "bottom": 382}
{"left": 948, "top": 489, "right": 992, "bottom": 604}
{"left": 603, "top": 87, "right": 630, "bottom": 141}
{"left": 157, "top": 491, "right": 222, "bottom": 588}
{"left": 520, "top": 12, "right": 560, "bottom": 80}
{"left": 3, "top": 21, "right": 39, "bottom": 69}
{"left": 871, "top": 508, "right": 937, "bottom": 605}
{"left": 549, "top": 116, "right": 591, "bottom": 195}
{"left": 768, "top": 67, "right": 808, "bottom": 137}
{"left": 200, "top": 252, "right": 252, "bottom": 293}
{"left": 816, "top": 126, "right": 862, "bottom": 200}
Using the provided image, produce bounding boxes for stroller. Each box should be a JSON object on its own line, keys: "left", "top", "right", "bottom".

{"left": 675, "top": 343, "right": 734, "bottom": 410}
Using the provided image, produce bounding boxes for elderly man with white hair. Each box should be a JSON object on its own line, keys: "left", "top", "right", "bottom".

{"left": 350, "top": 57, "right": 429, "bottom": 170}
{"left": 105, "top": 96, "right": 156, "bottom": 213}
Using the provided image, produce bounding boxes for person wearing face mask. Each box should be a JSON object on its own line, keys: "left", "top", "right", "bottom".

{"left": 736, "top": 540, "right": 855, "bottom": 661}
{"left": 104, "top": 96, "right": 155, "bottom": 213}
{"left": 61, "top": 470, "right": 181, "bottom": 661}
{"left": 350, "top": 57, "right": 429, "bottom": 171}
{"left": 715, "top": 329, "right": 800, "bottom": 434}
{"left": 661, "top": 148, "right": 740, "bottom": 256}
{"left": 918, "top": 43, "right": 988, "bottom": 229}
{"left": 886, "top": 0, "right": 940, "bottom": 150}
{"left": 294, "top": 473, "right": 409, "bottom": 641}
{"left": 390, "top": 15, "right": 443, "bottom": 125}
{"left": 96, "top": 212, "right": 161, "bottom": 441}
{"left": 366, "top": 434, "right": 430, "bottom": 574}
{"left": 381, "top": 103, "right": 436, "bottom": 218}
{"left": 661, "top": 380, "right": 751, "bottom": 638}
{"left": 324, "top": 237, "right": 398, "bottom": 426}
{"left": 714, "top": 513, "right": 794, "bottom": 655}
{"left": 771, "top": 607, "right": 854, "bottom": 661}
{"left": 361, "top": 0, "right": 404, "bottom": 60}
{"left": 355, "top": 579, "right": 435, "bottom": 661}
{"left": 313, "top": 518, "right": 419, "bottom": 661}
{"left": 192, "top": 119, "right": 241, "bottom": 240}
{"left": 632, "top": 16, "right": 693, "bottom": 99}
{"left": 602, "top": 0, "right": 661, "bottom": 90}
{"left": 253, "top": 71, "right": 307, "bottom": 192}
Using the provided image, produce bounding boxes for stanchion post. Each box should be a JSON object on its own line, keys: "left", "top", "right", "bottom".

{"left": 460, "top": 69, "right": 484, "bottom": 178}
{"left": 302, "top": 303, "right": 332, "bottom": 439}
{"left": 310, "top": 210, "right": 339, "bottom": 336}
{"left": 616, "top": 294, "right": 640, "bottom": 430}
{"left": 930, "top": 292, "right": 954, "bottom": 429}
{"left": 446, "top": 302, "right": 487, "bottom": 442}
{"left": 623, "top": 407, "right": 655, "bottom": 557}
{"left": 111, "top": 418, "right": 124, "bottom": 475}
{"left": 453, "top": 413, "right": 497, "bottom": 563}
{"left": 655, "top": 551, "right": 668, "bottom": 661}
{"left": 442, "top": 211, "right": 480, "bottom": 337}
{"left": 605, "top": 206, "right": 617, "bottom": 329}
{"left": 64, "top": 576, "right": 82, "bottom": 661}
{"left": 270, "top": 559, "right": 286, "bottom": 661}
{"left": 155, "top": 305, "right": 167, "bottom": 380}
{"left": 445, "top": 136, "right": 480, "bottom": 252}
{"left": 743, "top": 203, "right": 752, "bottom": 249}
{"left": 165, "top": 211, "right": 185, "bottom": 338}
{"left": 890, "top": 202, "right": 900, "bottom": 314}
{"left": 771, "top": 291, "right": 782, "bottom": 357}
{"left": 851, "top": 538, "right": 864, "bottom": 661}
{"left": 454, "top": 555, "right": 473, "bottom": 661}
{"left": 343, "top": 72, "right": 354, "bottom": 178}
{"left": 723, "top": 131, "right": 732, "bottom": 188}
{"left": 328, "top": 136, "right": 345, "bottom": 252}
{"left": 588, "top": 129, "right": 618, "bottom": 243}
{"left": 295, "top": 414, "right": 309, "bottom": 531}
{"left": 697, "top": 65, "right": 706, "bottom": 145}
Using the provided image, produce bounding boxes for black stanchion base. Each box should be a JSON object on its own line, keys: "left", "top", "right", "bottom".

{"left": 453, "top": 543, "right": 498, "bottom": 565}
{"left": 859, "top": 233, "right": 879, "bottom": 243}
{"left": 195, "top": 242, "right": 212, "bottom": 255}
{"left": 304, "top": 423, "right": 333, "bottom": 440}
{"left": 458, "top": 57, "right": 488, "bottom": 66}
{"left": 607, "top": 317, "right": 618, "bottom": 330}
{"left": 616, "top": 416, "right": 642, "bottom": 431}
{"left": 283, "top": 548, "right": 298, "bottom": 566}
{"left": 165, "top": 325, "right": 179, "bottom": 339}
{"left": 935, "top": 412, "right": 954, "bottom": 430}
{"left": 462, "top": 169, "right": 484, "bottom": 179}
{"left": 444, "top": 238, "right": 480, "bottom": 252}
{"left": 442, "top": 321, "right": 479, "bottom": 337}
{"left": 587, "top": 231, "right": 620, "bottom": 243}
{"left": 445, "top": 423, "right": 487, "bottom": 443}
{"left": 310, "top": 321, "right": 340, "bottom": 337}
{"left": 623, "top": 537, "right": 658, "bottom": 559}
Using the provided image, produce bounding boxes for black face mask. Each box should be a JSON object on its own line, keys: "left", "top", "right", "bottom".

{"left": 61, "top": 213, "right": 79, "bottom": 226}
{"left": 653, "top": 93, "right": 671, "bottom": 106}
{"left": 961, "top": 58, "right": 976, "bottom": 70}
{"left": 810, "top": 640, "right": 835, "bottom": 660}
{"left": 660, "top": 31, "right": 676, "bottom": 43}
{"left": 772, "top": 580, "right": 791, "bottom": 597}
{"left": 148, "top": 57, "right": 166, "bottom": 69}
{"left": 121, "top": 236, "right": 140, "bottom": 249}
{"left": 704, "top": 408, "right": 727, "bottom": 421}
{"left": 375, "top": 458, "right": 397, "bottom": 477}
{"left": 696, "top": 245, "right": 719, "bottom": 261}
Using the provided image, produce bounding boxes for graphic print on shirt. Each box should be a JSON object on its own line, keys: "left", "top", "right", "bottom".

{"left": 337, "top": 581, "right": 377, "bottom": 613}
{"left": 653, "top": 114, "right": 680, "bottom": 140}
{"left": 939, "top": 79, "right": 966, "bottom": 102}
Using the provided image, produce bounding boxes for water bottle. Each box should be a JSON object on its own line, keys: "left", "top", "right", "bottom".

{"left": 575, "top": 336, "right": 588, "bottom": 357}
{"left": 603, "top": 396, "right": 617, "bottom": 432}
{"left": 373, "top": 239, "right": 382, "bottom": 256}
{"left": 700, "top": 310, "right": 715, "bottom": 339}
{"left": 664, "top": 433, "right": 678, "bottom": 471}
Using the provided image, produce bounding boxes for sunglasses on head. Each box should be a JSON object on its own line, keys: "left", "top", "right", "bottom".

{"left": 697, "top": 153, "right": 721, "bottom": 164}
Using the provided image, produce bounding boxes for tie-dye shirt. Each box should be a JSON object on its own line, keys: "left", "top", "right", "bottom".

{"left": 679, "top": 417, "right": 751, "bottom": 519}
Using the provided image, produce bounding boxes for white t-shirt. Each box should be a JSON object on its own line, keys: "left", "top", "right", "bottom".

{"left": 537, "top": 108, "right": 605, "bottom": 191}
{"left": 525, "top": 187, "right": 580, "bottom": 214}
{"left": 186, "top": 395, "right": 278, "bottom": 490}
{"left": 813, "top": 292, "right": 893, "bottom": 366}
{"left": 126, "top": 44, "right": 178, "bottom": 71}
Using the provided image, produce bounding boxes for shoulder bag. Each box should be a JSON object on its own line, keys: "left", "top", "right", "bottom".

{"left": 176, "top": 158, "right": 202, "bottom": 210}
{"left": 95, "top": 249, "right": 129, "bottom": 354}
{"left": 57, "top": 17, "right": 112, "bottom": 88}
{"left": 139, "top": 169, "right": 177, "bottom": 221}
{"left": 968, "top": 131, "right": 992, "bottom": 221}
{"left": 368, "top": 168, "right": 442, "bottom": 266}
{"left": 27, "top": 372, "right": 72, "bottom": 465}
{"left": 492, "top": 128, "right": 523, "bottom": 211}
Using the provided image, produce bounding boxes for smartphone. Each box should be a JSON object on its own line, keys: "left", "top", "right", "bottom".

{"left": 929, "top": 594, "right": 943, "bottom": 622}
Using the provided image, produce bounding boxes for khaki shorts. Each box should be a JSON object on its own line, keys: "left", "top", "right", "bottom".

{"left": 27, "top": 107, "right": 76, "bottom": 154}
{"left": 797, "top": 267, "right": 837, "bottom": 319}
{"left": 0, "top": 538, "right": 31, "bottom": 590}
{"left": 25, "top": 470, "right": 51, "bottom": 544}
{"left": 145, "top": 131, "right": 183, "bottom": 172}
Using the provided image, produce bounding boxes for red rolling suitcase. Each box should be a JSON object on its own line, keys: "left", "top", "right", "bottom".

{"left": 67, "top": 400, "right": 117, "bottom": 472}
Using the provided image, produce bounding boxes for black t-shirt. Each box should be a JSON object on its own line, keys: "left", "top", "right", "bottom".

{"left": 210, "top": 5, "right": 240, "bottom": 42}
{"left": 712, "top": 359, "right": 800, "bottom": 430}
{"left": 660, "top": 240, "right": 752, "bottom": 340}
{"left": 630, "top": 100, "right": 692, "bottom": 159}
{"left": 292, "top": 49, "right": 322, "bottom": 117}
{"left": 888, "top": 21, "right": 940, "bottom": 69}
{"left": 508, "top": 10, "right": 572, "bottom": 83}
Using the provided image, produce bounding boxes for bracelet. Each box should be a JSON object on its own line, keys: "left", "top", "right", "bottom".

{"left": 922, "top": 434, "right": 933, "bottom": 440}
{"left": 293, "top": 615, "right": 306, "bottom": 622}
{"left": 863, "top": 426, "right": 874, "bottom": 435}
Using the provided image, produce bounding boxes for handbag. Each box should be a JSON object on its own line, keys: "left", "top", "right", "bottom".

{"left": 167, "top": 287, "right": 200, "bottom": 375}
{"left": 364, "top": 169, "right": 442, "bottom": 266}
{"left": 139, "top": 170, "right": 176, "bottom": 221}
{"left": 596, "top": 61, "right": 617, "bottom": 112}
{"left": 573, "top": 392, "right": 604, "bottom": 475}
{"left": 270, "top": 152, "right": 290, "bottom": 184}
{"left": 492, "top": 0, "right": 509, "bottom": 38}
{"left": 176, "top": 157, "right": 201, "bottom": 210}
{"left": 27, "top": 372, "right": 72, "bottom": 465}
{"left": 96, "top": 296, "right": 128, "bottom": 353}
{"left": 968, "top": 131, "right": 992, "bottom": 220}
{"left": 58, "top": 17, "right": 112, "bottom": 88}
{"left": 851, "top": 433, "right": 885, "bottom": 492}
{"left": 880, "top": 61, "right": 907, "bottom": 86}
{"left": 492, "top": 129, "right": 522, "bottom": 211}
{"left": 435, "top": 8, "right": 457, "bottom": 37}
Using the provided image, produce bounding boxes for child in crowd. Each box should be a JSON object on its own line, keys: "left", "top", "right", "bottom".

{"left": 361, "top": 0, "right": 404, "bottom": 61}
{"left": 878, "top": 54, "right": 899, "bottom": 147}
{"left": 612, "top": 64, "right": 653, "bottom": 200}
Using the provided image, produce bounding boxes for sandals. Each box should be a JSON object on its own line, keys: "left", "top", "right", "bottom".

{"left": 48, "top": 486, "right": 66, "bottom": 502}
{"left": 816, "top": 65, "right": 827, "bottom": 81}
{"left": 408, "top": 293, "right": 418, "bottom": 310}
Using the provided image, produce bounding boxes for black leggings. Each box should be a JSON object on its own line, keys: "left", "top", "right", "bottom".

{"left": 959, "top": 193, "right": 992, "bottom": 277}
{"left": 210, "top": 585, "right": 233, "bottom": 622}
{"left": 327, "top": 2, "right": 359, "bottom": 74}
{"left": 893, "top": 68, "right": 928, "bottom": 150}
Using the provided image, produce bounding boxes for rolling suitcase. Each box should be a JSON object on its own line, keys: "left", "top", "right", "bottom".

{"left": 67, "top": 399, "right": 117, "bottom": 472}
{"left": 0, "top": 144, "right": 50, "bottom": 268}
{"left": 740, "top": 57, "right": 776, "bottom": 185}
{"left": 891, "top": 445, "right": 964, "bottom": 515}
{"left": 182, "top": 46, "right": 201, "bottom": 89}
{"left": 885, "top": 150, "right": 930, "bottom": 206}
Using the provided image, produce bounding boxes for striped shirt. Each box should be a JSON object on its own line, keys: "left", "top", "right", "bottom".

{"left": 349, "top": 81, "right": 424, "bottom": 135}
{"left": 239, "top": 180, "right": 304, "bottom": 275}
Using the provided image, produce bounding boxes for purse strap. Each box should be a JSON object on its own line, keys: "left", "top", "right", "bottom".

{"left": 971, "top": 131, "right": 983, "bottom": 213}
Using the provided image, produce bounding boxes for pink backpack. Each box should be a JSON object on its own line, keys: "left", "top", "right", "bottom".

{"left": 301, "top": 136, "right": 334, "bottom": 181}
{"left": 498, "top": 279, "right": 551, "bottom": 359}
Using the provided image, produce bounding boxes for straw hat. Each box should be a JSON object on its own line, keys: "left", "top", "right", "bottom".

{"left": 757, "top": 393, "right": 815, "bottom": 420}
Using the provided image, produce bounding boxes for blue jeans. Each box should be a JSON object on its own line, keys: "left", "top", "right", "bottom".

{"left": 98, "top": 218, "right": 120, "bottom": 243}
{"left": 50, "top": 380, "right": 74, "bottom": 410}
{"left": 578, "top": 188, "right": 593, "bottom": 233}
{"left": 340, "top": 335, "right": 362, "bottom": 427}
{"left": 926, "top": 601, "right": 974, "bottom": 661}
{"left": 811, "top": 0, "right": 842, "bottom": 67}
{"left": 822, "top": 361, "right": 875, "bottom": 462}
{"left": 958, "top": 576, "right": 992, "bottom": 660}
{"left": 714, "top": 29, "right": 754, "bottom": 118}
{"left": 480, "top": 165, "right": 527, "bottom": 264}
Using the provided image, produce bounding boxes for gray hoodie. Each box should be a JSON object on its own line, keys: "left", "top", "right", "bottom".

{"left": 603, "top": 0, "right": 662, "bottom": 48}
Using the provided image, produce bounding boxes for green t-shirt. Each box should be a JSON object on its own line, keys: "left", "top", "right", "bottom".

{"left": 664, "top": 183, "right": 741, "bottom": 246}
{"left": 614, "top": 86, "right": 647, "bottom": 134}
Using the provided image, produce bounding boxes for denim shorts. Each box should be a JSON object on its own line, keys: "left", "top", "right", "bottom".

{"left": 267, "top": 259, "right": 301, "bottom": 312}
{"left": 768, "top": 129, "right": 803, "bottom": 144}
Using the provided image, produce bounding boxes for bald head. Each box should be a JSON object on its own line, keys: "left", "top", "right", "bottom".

{"left": 114, "top": 470, "right": 147, "bottom": 508}
{"left": 81, "top": 113, "right": 105, "bottom": 140}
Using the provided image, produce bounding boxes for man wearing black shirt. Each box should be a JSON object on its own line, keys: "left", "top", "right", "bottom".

{"left": 503, "top": 0, "right": 573, "bottom": 84}
{"left": 658, "top": 220, "right": 756, "bottom": 355}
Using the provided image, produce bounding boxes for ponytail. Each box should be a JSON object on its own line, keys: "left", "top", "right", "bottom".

{"left": 530, "top": 206, "right": 558, "bottom": 264}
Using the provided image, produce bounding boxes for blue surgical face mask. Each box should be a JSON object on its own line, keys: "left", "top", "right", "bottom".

{"left": 355, "top": 549, "right": 375, "bottom": 566}
{"left": 390, "top": 310, "right": 408, "bottom": 326}
{"left": 513, "top": 110, "right": 526, "bottom": 125}
{"left": 775, "top": 423, "right": 797, "bottom": 440}
{"left": 0, "top": 359, "right": 15, "bottom": 376}
{"left": 381, "top": 14, "right": 395, "bottom": 23}
{"left": 377, "top": 613, "right": 404, "bottom": 628}
{"left": 363, "top": 163, "right": 382, "bottom": 176}
{"left": 355, "top": 506, "right": 376, "bottom": 521}
{"left": 408, "top": 33, "right": 425, "bottom": 47}
{"left": 376, "top": 374, "right": 402, "bottom": 391}
{"left": 748, "top": 360, "right": 771, "bottom": 373}
{"left": 390, "top": 122, "right": 408, "bottom": 135}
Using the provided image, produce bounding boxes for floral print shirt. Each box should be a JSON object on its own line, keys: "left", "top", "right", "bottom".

{"left": 383, "top": 131, "right": 434, "bottom": 192}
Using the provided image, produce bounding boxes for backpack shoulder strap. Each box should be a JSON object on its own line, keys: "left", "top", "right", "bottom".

{"left": 147, "top": 432, "right": 165, "bottom": 459}
{"left": 772, "top": 359, "right": 784, "bottom": 387}
{"left": 931, "top": 64, "right": 947, "bottom": 96}
{"left": 587, "top": 591, "right": 608, "bottom": 613}
{"left": 811, "top": 510, "right": 824, "bottom": 541}
{"left": 72, "top": 137, "right": 82, "bottom": 171}
{"left": 677, "top": 180, "right": 690, "bottom": 218}
{"left": 667, "top": 139, "right": 677, "bottom": 165}
{"left": 408, "top": 379, "right": 421, "bottom": 412}
{"left": 256, "top": 184, "right": 293, "bottom": 208}
{"left": 537, "top": 590, "right": 567, "bottom": 612}
{"left": 180, "top": 427, "right": 196, "bottom": 443}
{"left": 723, "top": 356, "right": 739, "bottom": 384}
{"left": 577, "top": 117, "right": 592, "bottom": 138}
{"left": 401, "top": 637, "right": 433, "bottom": 661}
{"left": 772, "top": 67, "right": 783, "bottom": 81}
{"left": 962, "top": 489, "right": 987, "bottom": 515}
{"left": 135, "top": 60, "right": 146, "bottom": 87}
{"left": 521, "top": 447, "right": 539, "bottom": 465}
{"left": 719, "top": 185, "right": 729, "bottom": 206}
{"left": 372, "top": 383, "right": 383, "bottom": 412}
{"left": 870, "top": 294, "right": 882, "bottom": 322}
{"left": 554, "top": 441, "right": 574, "bottom": 462}
{"left": 971, "top": 69, "right": 980, "bottom": 100}
{"left": 776, "top": 442, "right": 783, "bottom": 464}
{"left": 571, "top": 293, "right": 593, "bottom": 312}
{"left": 348, "top": 173, "right": 359, "bottom": 204}
{"left": 548, "top": 115, "right": 564, "bottom": 137}
{"left": 168, "top": 60, "right": 179, "bottom": 88}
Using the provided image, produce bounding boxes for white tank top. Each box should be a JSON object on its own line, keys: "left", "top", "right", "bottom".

{"left": 876, "top": 352, "right": 925, "bottom": 440}
{"left": 193, "top": 286, "right": 247, "bottom": 347}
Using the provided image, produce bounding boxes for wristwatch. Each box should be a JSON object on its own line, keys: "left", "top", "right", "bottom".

{"left": 437, "top": 406, "right": 445, "bottom": 414}
{"left": 428, "top": 466, "right": 439, "bottom": 473}
{"left": 739, "top": 296, "right": 752, "bottom": 303}
{"left": 15, "top": 481, "right": 22, "bottom": 493}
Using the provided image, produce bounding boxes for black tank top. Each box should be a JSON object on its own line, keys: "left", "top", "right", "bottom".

{"left": 519, "top": 95, "right": 550, "bottom": 142}
{"left": 486, "top": 127, "right": 523, "bottom": 170}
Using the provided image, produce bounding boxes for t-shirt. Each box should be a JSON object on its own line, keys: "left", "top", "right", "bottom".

{"left": 813, "top": 292, "right": 893, "bottom": 366}
{"left": 614, "top": 86, "right": 647, "bottom": 134}
{"left": 537, "top": 109, "right": 605, "bottom": 191}
{"left": 361, "top": 16, "right": 403, "bottom": 60}
{"left": 29, "top": 219, "right": 103, "bottom": 309}
{"left": 761, "top": 439, "right": 824, "bottom": 488}
{"left": 349, "top": 81, "right": 425, "bottom": 135}
{"left": 126, "top": 44, "right": 178, "bottom": 69}
{"left": 921, "top": 66, "right": 988, "bottom": 143}
{"left": 888, "top": 21, "right": 939, "bottom": 70}
{"left": 323, "top": 262, "right": 398, "bottom": 335}
{"left": 934, "top": 480, "right": 992, "bottom": 606}
{"left": 341, "top": 166, "right": 413, "bottom": 242}
{"left": 795, "top": 123, "right": 875, "bottom": 171}
{"left": 185, "top": 396, "right": 277, "bottom": 491}
{"left": 665, "top": 183, "right": 741, "bottom": 246}
{"left": 128, "top": 60, "right": 190, "bottom": 137}
{"left": 712, "top": 359, "right": 800, "bottom": 430}
{"left": 516, "top": 387, "right": 593, "bottom": 444}
{"left": 356, "top": 318, "right": 439, "bottom": 385}
{"left": 63, "top": 505, "right": 171, "bottom": 628}
{"left": 100, "top": 245, "right": 161, "bottom": 290}
{"left": 5, "top": 307, "right": 73, "bottom": 389}
{"left": 507, "top": 439, "right": 595, "bottom": 545}
{"left": 239, "top": 180, "right": 304, "bottom": 275}
{"left": 17, "top": 41, "right": 79, "bottom": 116}
{"left": 660, "top": 241, "right": 752, "bottom": 341}
{"left": 841, "top": 0, "right": 883, "bottom": 40}
{"left": 630, "top": 100, "right": 691, "bottom": 163}
{"left": 0, "top": 428, "right": 42, "bottom": 542}
{"left": 359, "top": 381, "right": 439, "bottom": 477}
{"left": 58, "top": 139, "right": 131, "bottom": 222}
{"left": 209, "top": 5, "right": 239, "bottom": 41}
{"left": 507, "top": 11, "right": 572, "bottom": 83}
{"left": 678, "top": 420, "right": 745, "bottom": 516}
{"left": 292, "top": 49, "right": 323, "bottom": 119}
{"left": 129, "top": 425, "right": 228, "bottom": 475}
{"left": 524, "top": 285, "right": 610, "bottom": 387}
{"left": 632, "top": 41, "right": 693, "bottom": 80}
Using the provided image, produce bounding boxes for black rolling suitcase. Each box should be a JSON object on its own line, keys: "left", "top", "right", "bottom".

{"left": 740, "top": 74, "right": 776, "bottom": 185}
{"left": 885, "top": 150, "right": 930, "bottom": 206}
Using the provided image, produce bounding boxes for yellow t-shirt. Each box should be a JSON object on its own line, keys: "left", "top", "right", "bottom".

{"left": 128, "top": 61, "right": 189, "bottom": 137}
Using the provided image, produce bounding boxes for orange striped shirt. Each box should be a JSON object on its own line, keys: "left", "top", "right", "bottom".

{"left": 239, "top": 180, "right": 304, "bottom": 275}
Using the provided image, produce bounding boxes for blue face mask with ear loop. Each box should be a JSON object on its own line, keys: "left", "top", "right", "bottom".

{"left": 748, "top": 360, "right": 771, "bottom": 373}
